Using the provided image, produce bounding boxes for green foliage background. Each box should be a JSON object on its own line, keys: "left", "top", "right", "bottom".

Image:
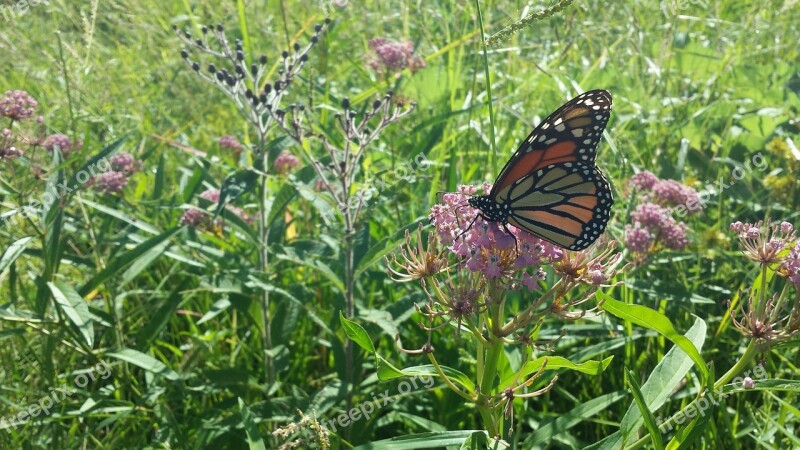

{"left": 1, "top": 0, "right": 799, "bottom": 448}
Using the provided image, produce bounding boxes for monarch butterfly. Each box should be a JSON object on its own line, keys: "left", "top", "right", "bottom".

{"left": 467, "top": 90, "right": 613, "bottom": 251}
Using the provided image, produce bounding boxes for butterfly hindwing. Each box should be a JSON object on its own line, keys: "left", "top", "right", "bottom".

{"left": 491, "top": 90, "right": 612, "bottom": 196}
{"left": 504, "top": 161, "right": 613, "bottom": 251}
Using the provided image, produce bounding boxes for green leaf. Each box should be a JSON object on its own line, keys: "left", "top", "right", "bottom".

{"left": 216, "top": 169, "right": 257, "bottom": 218}
{"left": 524, "top": 391, "right": 627, "bottom": 446}
{"left": 48, "top": 281, "right": 94, "bottom": 347}
{"left": 351, "top": 431, "right": 495, "bottom": 450}
{"left": 587, "top": 318, "right": 707, "bottom": 450}
{"left": 339, "top": 312, "right": 375, "bottom": 353}
{"left": 598, "top": 292, "right": 708, "bottom": 380}
{"left": 499, "top": 356, "right": 613, "bottom": 390}
{"left": 627, "top": 369, "right": 664, "bottom": 450}
{"left": 0, "top": 236, "right": 33, "bottom": 275}
{"left": 120, "top": 234, "right": 173, "bottom": 286}
{"left": 459, "top": 431, "right": 489, "bottom": 450}
{"left": 238, "top": 398, "right": 267, "bottom": 450}
{"left": 197, "top": 297, "right": 232, "bottom": 325}
{"left": 80, "top": 198, "right": 160, "bottom": 235}
{"left": 107, "top": 348, "right": 179, "bottom": 380}
{"left": 267, "top": 183, "right": 297, "bottom": 227}
{"left": 79, "top": 228, "right": 180, "bottom": 296}
{"left": 377, "top": 361, "right": 476, "bottom": 393}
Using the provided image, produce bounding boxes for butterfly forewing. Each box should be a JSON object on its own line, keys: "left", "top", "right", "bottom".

{"left": 490, "top": 90, "right": 612, "bottom": 196}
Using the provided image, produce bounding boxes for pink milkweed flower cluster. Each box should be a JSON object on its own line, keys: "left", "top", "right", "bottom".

{"left": 366, "top": 38, "right": 426, "bottom": 75}
{"left": 92, "top": 152, "right": 142, "bottom": 194}
{"left": 180, "top": 188, "right": 253, "bottom": 229}
{"left": 43, "top": 133, "right": 83, "bottom": 156}
{"left": 274, "top": 150, "right": 300, "bottom": 175}
{"left": 429, "top": 185, "right": 563, "bottom": 287}
{"left": 729, "top": 219, "right": 800, "bottom": 347}
{"left": 624, "top": 172, "right": 699, "bottom": 263}
{"left": 0, "top": 90, "right": 42, "bottom": 159}
{"left": 218, "top": 135, "right": 244, "bottom": 154}
{"left": 0, "top": 90, "right": 38, "bottom": 121}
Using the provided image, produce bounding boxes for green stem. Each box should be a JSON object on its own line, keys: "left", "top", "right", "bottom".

{"left": 474, "top": 0, "right": 498, "bottom": 175}
{"left": 714, "top": 339, "right": 758, "bottom": 390}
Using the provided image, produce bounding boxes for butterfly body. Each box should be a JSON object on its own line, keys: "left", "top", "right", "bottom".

{"left": 468, "top": 90, "right": 614, "bottom": 251}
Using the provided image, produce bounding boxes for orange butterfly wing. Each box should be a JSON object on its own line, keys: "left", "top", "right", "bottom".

{"left": 490, "top": 90, "right": 612, "bottom": 196}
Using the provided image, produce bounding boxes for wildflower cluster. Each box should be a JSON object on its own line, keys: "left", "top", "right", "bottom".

{"left": 387, "top": 184, "right": 624, "bottom": 435}
{"left": 0, "top": 90, "right": 83, "bottom": 161}
{"left": 624, "top": 171, "right": 700, "bottom": 263}
{"left": 218, "top": 135, "right": 243, "bottom": 154}
{"left": 180, "top": 188, "right": 253, "bottom": 229}
{"left": 366, "top": 38, "right": 426, "bottom": 75}
{"left": 91, "top": 152, "right": 142, "bottom": 194}
{"left": 729, "top": 219, "right": 800, "bottom": 349}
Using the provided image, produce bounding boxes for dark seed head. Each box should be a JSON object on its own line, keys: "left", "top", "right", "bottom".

{"left": 191, "top": 62, "right": 200, "bottom": 71}
{"left": 236, "top": 51, "right": 244, "bottom": 61}
{"left": 260, "top": 54, "right": 267, "bottom": 64}
{"left": 311, "top": 35, "right": 318, "bottom": 44}
{"left": 183, "top": 30, "right": 191, "bottom": 39}
{"left": 281, "top": 50, "right": 289, "bottom": 59}
{"left": 235, "top": 65, "right": 244, "bottom": 74}
{"left": 172, "top": 24, "right": 178, "bottom": 31}
{"left": 373, "top": 100, "right": 382, "bottom": 109}
{"left": 315, "top": 24, "right": 323, "bottom": 33}
{"left": 194, "top": 39, "right": 203, "bottom": 47}
{"left": 264, "top": 83, "right": 272, "bottom": 94}
{"left": 180, "top": 49, "right": 189, "bottom": 59}
{"left": 216, "top": 72, "right": 224, "bottom": 81}
{"left": 342, "top": 97, "right": 350, "bottom": 109}
{"left": 245, "top": 89, "right": 253, "bottom": 98}
{"left": 300, "top": 54, "right": 308, "bottom": 62}
{"left": 293, "top": 42, "right": 301, "bottom": 51}
{"left": 216, "top": 23, "right": 223, "bottom": 32}
{"left": 201, "top": 25, "right": 208, "bottom": 34}
{"left": 259, "top": 93, "right": 267, "bottom": 103}
{"left": 324, "top": 18, "right": 331, "bottom": 24}
{"left": 251, "top": 64, "right": 258, "bottom": 75}
{"left": 208, "top": 64, "right": 216, "bottom": 73}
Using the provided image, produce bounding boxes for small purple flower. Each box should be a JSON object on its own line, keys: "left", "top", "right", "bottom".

{"left": 274, "top": 150, "right": 300, "bottom": 174}
{"left": 0, "top": 90, "right": 38, "bottom": 120}
{"left": 652, "top": 179, "right": 701, "bottom": 212}
{"left": 43, "top": 134, "right": 82, "bottom": 155}
{"left": 661, "top": 220, "right": 689, "bottom": 250}
{"left": 730, "top": 221, "right": 744, "bottom": 233}
{"left": 180, "top": 208, "right": 209, "bottom": 227}
{"left": 109, "top": 152, "right": 141, "bottom": 175}
{"left": 742, "top": 377, "right": 755, "bottom": 389}
{"left": 631, "top": 202, "right": 671, "bottom": 228}
{"left": 780, "top": 222, "right": 793, "bottom": 234}
{"left": 94, "top": 171, "right": 129, "bottom": 194}
{"left": 218, "top": 135, "right": 244, "bottom": 153}
{"left": 366, "top": 38, "right": 426, "bottom": 75}
{"left": 429, "top": 184, "right": 563, "bottom": 279}
{"left": 781, "top": 243, "right": 800, "bottom": 287}
{"left": 629, "top": 171, "right": 658, "bottom": 190}
{"left": 624, "top": 224, "right": 652, "bottom": 253}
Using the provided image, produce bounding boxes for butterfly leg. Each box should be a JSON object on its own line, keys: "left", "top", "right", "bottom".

{"left": 502, "top": 222, "right": 520, "bottom": 254}
{"left": 454, "top": 214, "right": 480, "bottom": 243}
